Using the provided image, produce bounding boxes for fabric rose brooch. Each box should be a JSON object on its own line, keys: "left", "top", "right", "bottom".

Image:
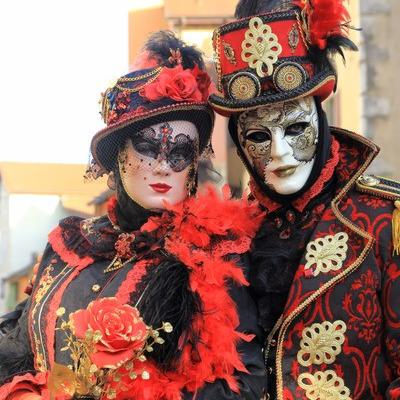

{"left": 140, "top": 65, "right": 212, "bottom": 103}
{"left": 49, "top": 297, "right": 172, "bottom": 399}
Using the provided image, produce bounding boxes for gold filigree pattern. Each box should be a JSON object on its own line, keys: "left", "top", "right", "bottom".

{"left": 229, "top": 73, "right": 260, "bottom": 100}
{"left": 305, "top": 232, "right": 349, "bottom": 276}
{"left": 31, "top": 264, "right": 55, "bottom": 371}
{"left": 273, "top": 63, "right": 306, "bottom": 92}
{"left": 298, "top": 370, "right": 351, "bottom": 400}
{"left": 297, "top": 320, "right": 347, "bottom": 367}
{"left": 241, "top": 17, "right": 282, "bottom": 78}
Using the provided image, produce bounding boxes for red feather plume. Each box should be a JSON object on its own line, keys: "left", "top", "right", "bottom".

{"left": 294, "top": 0, "right": 351, "bottom": 49}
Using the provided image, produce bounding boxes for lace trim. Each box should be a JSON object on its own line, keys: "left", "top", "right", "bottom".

{"left": 250, "top": 138, "right": 340, "bottom": 213}
{"left": 48, "top": 226, "right": 94, "bottom": 267}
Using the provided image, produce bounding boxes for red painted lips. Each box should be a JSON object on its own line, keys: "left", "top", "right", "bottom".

{"left": 149, "top": 183, "right": 172, "bottom": 193}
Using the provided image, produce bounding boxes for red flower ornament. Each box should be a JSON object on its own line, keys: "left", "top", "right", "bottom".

{"left": 140, "top": 65, "right": 210, "bottom": 103}
{"left": 70, "top": 297, "right": 149, "bottom": 369}
{"left": 115, "top": 233, "right": 136, "bottom": 259}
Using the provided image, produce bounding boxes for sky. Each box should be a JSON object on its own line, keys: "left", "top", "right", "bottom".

{"left": 0, "top": 1, "right": 137, "bottom": 164}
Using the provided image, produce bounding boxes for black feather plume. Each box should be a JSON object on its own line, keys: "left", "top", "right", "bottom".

{"left": 308, "top": 35, "right": 358, "bottom": 71}
{"left": 235, "top": 0, "right": 293, "bottom": 18}
{"left": 144, "top": 30, "right": 204, "bottom": 70}
{"left": 133, "top": 256, "right": 201, "bottom": 370}
{"left": 325, "top": 35, "right": 359, "bottom": 63}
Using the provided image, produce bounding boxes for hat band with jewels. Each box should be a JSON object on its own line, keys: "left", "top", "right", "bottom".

{"left": 213, "top": 10, "right": 315, "bottom": 100}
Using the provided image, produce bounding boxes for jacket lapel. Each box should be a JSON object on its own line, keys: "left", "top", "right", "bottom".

{"left": 280, "top": 127, "right": 379, "bottom": 321}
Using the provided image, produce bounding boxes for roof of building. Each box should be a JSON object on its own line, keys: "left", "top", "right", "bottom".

{"left": 0, "top": 162, "right": 108, "bottom": 214}
{"left": 0, "top": 162, "right": 107, "bottom": 196}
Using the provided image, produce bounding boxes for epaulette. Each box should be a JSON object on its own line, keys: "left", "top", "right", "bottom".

{"left": 356, "top": 175, "right": 400, "bottom": 201}
{"left": 356, "top": 174, "right": 400, "bottom": 255}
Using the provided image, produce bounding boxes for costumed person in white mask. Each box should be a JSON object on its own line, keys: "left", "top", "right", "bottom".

{"left": 209, "top": 0, "right": 400, "bottom": 399}
{"left": 0, "top": 31, "right": 266, "bottom": 400}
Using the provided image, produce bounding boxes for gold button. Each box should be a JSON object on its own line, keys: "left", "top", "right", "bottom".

{"left": 270, "top": 339, "right": 277, "bottom": 347}
{"left": 92, "top": 284, "right": 101, "bottom": 293}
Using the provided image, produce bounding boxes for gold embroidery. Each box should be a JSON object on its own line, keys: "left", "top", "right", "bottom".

{"left": 241, "top": 17, "right": 282, "bottom": 78}
{"left": 30, "top": 265, "right": 72, "bottom": 372}
{"left": 81, "top": 216, "right": 101, "bottom": 235}
{"left": 275, "top": 129, "right": 378, "bottom": 400}
{"left": 305, "top": 232, "right": 349, "bottom": 276}
{"left": 229, "top": 73, "right": 261, "bottom": 100}
{"left": 298, "top": 370, "right": 351, "bottom": 400}
{"left": 273, "top": 62, "right": 306, "bottom": 92}
{"left": 223, "top": 41, "right": 237, "bottom": 65}
{"left": 297, "top": 320, "right": 347, "bottom": 367}
{"left": 33, "top": 265, "right": 54, "bottom": 304}
{"left": 31, "top": 265, "right": 55, "bottom": 371}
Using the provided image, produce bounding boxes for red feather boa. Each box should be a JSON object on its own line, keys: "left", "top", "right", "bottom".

{"left": 107, "top": 185, "right": 265, "bottom": 399}
{"left": 294, "top": 0, "right": 351, "bottom": 49}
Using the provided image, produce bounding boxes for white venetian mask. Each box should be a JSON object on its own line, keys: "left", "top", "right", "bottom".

{"left": 237, "top": 97, "right": 319, "bottom": 195}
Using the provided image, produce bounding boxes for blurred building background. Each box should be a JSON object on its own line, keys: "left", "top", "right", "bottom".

{"left": 0, "top": 0, "right": 399, "bottom": 311}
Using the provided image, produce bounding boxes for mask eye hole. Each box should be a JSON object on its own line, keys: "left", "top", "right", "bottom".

{"left": 285, "top": 122, "right": 309, "bottom": 137}
{"left": 131, "top": 138, "right": 160, "bottom": 159}
{"left": 244, "top": 130, "right": 271, "bottom": 143}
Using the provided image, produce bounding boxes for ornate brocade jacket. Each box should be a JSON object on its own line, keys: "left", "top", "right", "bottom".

{"left": 260, "top": 128, "right": 400, "bottom": 400}
{"left": 0, "top": 187, "right": 266, "bottom": 400}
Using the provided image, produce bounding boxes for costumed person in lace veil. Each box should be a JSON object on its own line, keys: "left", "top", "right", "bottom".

{"left": 0, "top": 31, "right": 266, "bottom": 400}
{"left": 209, "top": 0, "right": 400, "bottom": 399}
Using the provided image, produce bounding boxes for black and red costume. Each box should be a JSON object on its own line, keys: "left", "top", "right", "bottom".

{"left": 0, "top": 188, "right": 266, "bottom": 399}
{"left": 0, "top": 31, "right": 267, "bottom": 400}
{"left": 209, "top": 0, "right": 400, "bottom": 398}
{"left": 248, "top": 128, "right": 400, "bottom": 399}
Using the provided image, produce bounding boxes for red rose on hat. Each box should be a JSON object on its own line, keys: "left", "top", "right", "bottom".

{"left": 193, "top": 65, "right": 213, "bottom": 100}
{"left": 141, "top": 65, "right": 208, "bottom": 103}
{"left": 70, "top": 297, "right": 149, "bottom": 369}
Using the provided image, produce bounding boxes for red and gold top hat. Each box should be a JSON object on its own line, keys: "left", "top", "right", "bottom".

{"left": 209, "top": 0, "right": 357, "bottom": 116}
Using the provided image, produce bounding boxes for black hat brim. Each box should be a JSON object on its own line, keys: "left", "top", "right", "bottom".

{"left": 209, "top": 71, "right": 336, "bottom": 116}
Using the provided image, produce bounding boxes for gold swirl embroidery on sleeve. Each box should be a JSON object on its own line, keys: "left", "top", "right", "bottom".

{"left": 31, "top": 265, "right": 55, "bottom": 371}
{"left": 298, "top": 370, "right": 351, "bottom": 400}
{"left": 297, "top": 320, "right": 347, "bottom": 367}
{"left": 305, "top": 232, "right": 349, "bottom": 276}
{"left": 241, "top": 17, "right": 282, "bottom": 78}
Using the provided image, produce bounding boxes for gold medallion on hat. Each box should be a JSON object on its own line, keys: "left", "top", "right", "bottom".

{"left": 273, "top": 62, "right": 307, "bottom": 92}
{"left": 228, "top": 72, "right": 261, "bottom": 100}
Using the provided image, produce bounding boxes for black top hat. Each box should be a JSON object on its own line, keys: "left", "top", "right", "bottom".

{"left": 209, "top": 0, "right": 357, "bottom": 116}
{"left": 89, "top": 32, "right": 215, "bottom": 177}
